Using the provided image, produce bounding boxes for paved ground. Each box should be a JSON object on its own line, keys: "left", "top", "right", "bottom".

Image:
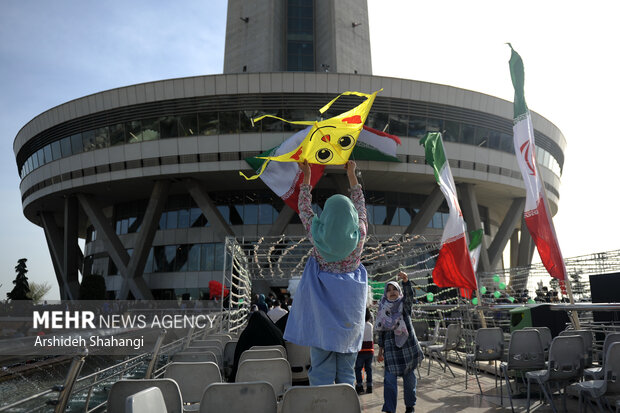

{"left": 358, "top": 357, "right": 582, "bottom": 413}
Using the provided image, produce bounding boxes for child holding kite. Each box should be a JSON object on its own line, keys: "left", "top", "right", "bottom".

{"left": 284, "top": 159, "right": 368, "bottom": 386}
{"left": 376, "top": 271, "right": 424, "bottom": 413}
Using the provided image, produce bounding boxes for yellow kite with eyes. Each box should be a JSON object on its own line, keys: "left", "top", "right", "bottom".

{"left": 239, "top": 89, "right": 381, "bottom": 180}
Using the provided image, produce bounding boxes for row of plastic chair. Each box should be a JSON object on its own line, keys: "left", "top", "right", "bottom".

{"left": 111, "top": 380, "right": 362, "bottom": 413}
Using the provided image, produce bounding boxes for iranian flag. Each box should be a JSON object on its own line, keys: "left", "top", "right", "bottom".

{"left": 245, "top": 126, "right": 401, "bottom": 213}
{"left": 509, "top": 45, "right": 567, "bottom": 288}
{"left": 420, "top": 132, "right": 477, "bottom": 298}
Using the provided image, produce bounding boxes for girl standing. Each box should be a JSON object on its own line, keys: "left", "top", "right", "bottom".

{"left": 376, "top": 271, "right": 423, "bottom": 413}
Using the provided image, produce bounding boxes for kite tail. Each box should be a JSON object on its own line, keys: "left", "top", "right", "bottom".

{"left": 239, "top": 159, "right": 271, "bottom": 180}
{"left": 252, "top": 114, "right": 314, "bottom": 127}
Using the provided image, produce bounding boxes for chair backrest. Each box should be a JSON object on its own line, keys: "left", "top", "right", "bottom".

{"left": 199, "top": 381, "right": 277, "bottom": 413}
{"left": 164, "top": 362, "right": 221, "bottom": 404}
{"left": 108, "top": 379, "right": 183, "bottom": 413}
{"left": 280, "top": 384, "right": 361, "bottom": 413}
{"left": 560, "top": 329, "right": 594, "bottom": 367}
{"left": 285, "top": 341, "right": 311, "bottom": 383}
{"left": 249, "top": 344, "right": 287, "bottom": 358}
{"left": 412, "top": 320, "right": 429, "bottom": 341}
{"left": 442, "top": 323, "right": 462, "bottom": 351}
{"left": 601, "top": 333, "right": 620, "bottom": 365}
{"left": 474, "top": 327, "right": 504, "bottom": 361}
{"left": 125, "top": 387, "right": 167, "bottom": 413}
{"left": 546, "top": 335, "right": 584, "bottom": 381}
{"left": 171, "top": 351, "right": 218, "bottom": 364}
{"left": 190, "top": 340, "right": 223, "bottom": 351}
{"left": 240, "top": 349, "right": 286, "bottom": 364}
{"left": 506, "top": 329, "right": 546, "bottom": 371}
{"left": 604, "top": 342, "right": 620, "bottom": 394}
{"left": 223, "top": 340, "right": 238, "bottom": 373}
{"left": 181, "top": 346, "right": 222, "bottom": 366}
{"left": 235, "top": 358, "right": 292, "bottom": 396}
{"left": 524, "top": 327, "right": 552, "bottom": 353}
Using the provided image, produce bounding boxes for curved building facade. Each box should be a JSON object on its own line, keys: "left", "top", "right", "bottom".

{"left": 13, "top": 0, "right": 565, "bottom": 300}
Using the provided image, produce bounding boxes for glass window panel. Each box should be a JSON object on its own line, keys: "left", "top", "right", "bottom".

{"left": 214, "top": 243, "right": 225, "bottom": 271}
{"left": 160, "top": 116, "right": 179, "bottom": 139}
{"left": 178, "top": 208, "right": 190, "bottom": 228}
{"left": 153, "top": 246, "right": 165, "bottom": 272}
{"left": 60, "top": 137, "right": 72, "bottom": 157}
{"left": 115, "top": 220, "right": 121, "bottom": 234}
{"left": 95, "top": 127, "right": 109, "bottom": 149}
{"left": 36, "top": 148, "right": 45, "bottom": 167}
{"left": 389, "top": 208, "right": 400, "bottom": 225}
{"left": 408, "top": 117, "right": 426, "bottom": 138}
{"left": 51, "top": 141, "right": 62, "bottom": 160}
{"left": 398, "top": 207, "right": 411, "bottom": 226}
{"left": 190, "top": 207, "right": 208, "bottom": 227}
{"left": 462, "top": 125, "right": 475, "bottom": 145}
{"left": 443, "top": 120, "right": 460, "bottom": 142}
{"left": 120, "top": 219, "right": 128, "bottom": 235}
{"left": 475, "top": 127, "right": 489, "bottom": 147}
{"left": 374, "top": 205, "right": 387, "bottom": 225}
{"left": 367, "top": 112, "right": 389, "bottom": 132}
{"left": 109, "top": 123, "right": 125, "bottom": 146}
{"left": 201, "top": 243, "right": 215, "bottom": 271}
{"left": 258, "top": 110, "right": 283, "bottom": 132}
{"left": 141, "top": 118, "right": 160, "bottom": 141}
{"left": 166, "top": 210, "right": 178, "bottom": 229}
{"left": 366, "top": 204, "right": 374, "bottom": 224}
{"left": 188, "top": 244, "right": 200, "bottom": 271}
{"left": 43, "top": 145, "right": 52, "bottom": 164}
{"left": 240, "top": 110, "right": 260, "bottom": 132}
{"left": 179, "top": 114, "right": 198, "bottom": 136}
{"left": 175, "top": 245, "right": 189, "bottom": 272}
{"left": 82, "top": 130, "right": 96, "bottom": 151}
{"left": 500, "top": 133, "right": 514, "bottom": 153}
{"left": 258, "top": 204, "right": 275, "bottom": 224}
{"left": 198, "top": 112, "right": 218, "bottom": 135}
{"left": 70, "top": 133, "right": 83, "bottom": 154}
{"left": 128, "top": 216, "right": 140, "bottom": 233}
{"left": 243, "top": 204, "right": 258, "bottom": 225}
{"left": 388, "top": 114, "right": 408, "bottom": 136}
{"left": 164, "top": 245, "right": 176, "bottom": 272}
{"left": 126, "top": 121, "right": 142, "bottom": 143}
{"left": 488, "top": 130, "right": 501, "bottom": 149}
{"left": 32, "top": 153, "right": 39, "bottom": 169}
{"left": 230, "top": 205, "right": 243, "bottom": 225}
{"left": 159, "top": 211, "right": 167, "bottom": 230}
{"left": 217, "top": 205, "right": 230, "bottom": 224}
{"left": 427, "top": 118, "right": 443, "bottom": 132}
{"left": 219, "top": 111, "right": 239, "bottom": 134}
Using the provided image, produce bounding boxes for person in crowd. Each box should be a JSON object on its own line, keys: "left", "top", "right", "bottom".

{"left": 268, "top": 299, "right": 288, "bottom": 323}
{"left": 256, "top": 293, "right": 269, "bottom": 313}
{"left": 376, "top": 271, "right": 423, "bottom": 413}
{"left": 229, "top": 310, "right": 285, "bottom": 381}
{"left": 355, "top": 307, "right": 374, "bottom": 394}
{"left": 284, "top": 160, "right": 368, "bottom": 386}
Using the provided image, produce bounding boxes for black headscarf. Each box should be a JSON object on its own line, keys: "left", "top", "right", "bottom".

{"left": 229, "top": 310, "right": 285, "bottom": 381}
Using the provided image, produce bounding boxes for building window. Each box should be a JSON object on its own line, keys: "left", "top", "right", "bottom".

{"left": 286, "top": 0, "right": 314, "bottom": 71}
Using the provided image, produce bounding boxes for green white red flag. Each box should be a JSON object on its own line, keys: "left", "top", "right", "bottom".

{"left": 245, "top": 126, "right": 401, "bottom": 213}
{"left": 509, "top": 45, "right": 567, "bottom": 291}
{"left": 420, "top": 132, "right": 477, "bottom": 298}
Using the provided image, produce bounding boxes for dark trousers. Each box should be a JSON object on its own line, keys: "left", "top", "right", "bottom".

{"left": 354, "top": 352, "right": 373, "bottom": 385}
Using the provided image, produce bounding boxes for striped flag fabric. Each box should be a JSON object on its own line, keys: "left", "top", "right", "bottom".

{"left": 420, "top": 132, "right": 477, "bottom": 297}
{"left": 245, "top": 126, "right": 401, "bottom": 213}
{"left": 509, "top": 45, "right": 567, "bottom": 289}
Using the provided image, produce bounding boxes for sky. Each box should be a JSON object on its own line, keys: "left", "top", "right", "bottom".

{"left": 1, "top": 0, "right": 619, "bottom": 300}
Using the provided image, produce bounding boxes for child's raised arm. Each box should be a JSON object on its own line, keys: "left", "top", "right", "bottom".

{"left": 345, "top": 160, "right": 358, "bottom": 187}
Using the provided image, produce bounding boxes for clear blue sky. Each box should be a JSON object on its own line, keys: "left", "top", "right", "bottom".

{"left": 1, "top": 0, "right": 619, "bottom": 300}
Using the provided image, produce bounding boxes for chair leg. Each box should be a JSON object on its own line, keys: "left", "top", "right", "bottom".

{"left": 526, "top": 376, "right": 532, "bottom": 413}
{"left": 503, "top": 366, "right": 515, "bottom": 413}
{"left": 427, "top": 351, "right": 433, "bottom": 375}
{"left": 464, "top": 358, "right": 469, "bottom": 390}
{"left": 441, "top": 351, "right": 455, "bottom": 378}
{"left": 539, "top": 380, "right": 558, "bottom": 413}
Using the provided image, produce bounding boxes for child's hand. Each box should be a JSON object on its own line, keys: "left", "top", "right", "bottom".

{"left": 345, "top": 160, "right": 357, "bottom": 176}
{"left": 299, "top": 160, "right": 311, "bottom": 184}
{"left": 398, "top": 271, "right": 408, "bottom": 283}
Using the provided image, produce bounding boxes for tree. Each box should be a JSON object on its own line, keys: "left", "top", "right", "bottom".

{"left": 7, "top": 258, "right": 31, "bottom": 301}
{"left": 79, "top": 273, "right": 106, "bottom": 300}
{"left": 27, "top": 281, "right": 52, "bottom": 304}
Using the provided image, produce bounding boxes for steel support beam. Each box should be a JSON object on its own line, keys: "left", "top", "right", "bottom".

{"left": 404, "top": 186, "right": 444, "bottom": 235}
{"left": 268, "top": 204, "right": 296, "bottom": 236}
{"left": 487, "top": 198, "right": 525, "bottom": 269}
{"left": 40, "top": 212, "right": 71, "bottom": 300}
{"left": 185, "top": 179, "right": 234, "bottom": 238}
{"left": 458, "top": 183, "right": 491, "bottom": 272}
{"left": 63, "top": 197, "right": 81, "bottom": 300}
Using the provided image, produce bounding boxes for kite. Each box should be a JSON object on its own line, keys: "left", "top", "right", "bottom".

{"left": 239, "top": 89, "right": 381, "bottom": 180}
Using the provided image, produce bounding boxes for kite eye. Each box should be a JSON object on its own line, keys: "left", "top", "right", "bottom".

{"left": 338, "top": 135, "right": 354, "bottom": 150}
{"left": 315, "top": 148, "right": 333, "bottom": 163}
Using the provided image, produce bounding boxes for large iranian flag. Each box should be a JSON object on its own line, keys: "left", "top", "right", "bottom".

{"left": 245, "top": 126, "right": 401, "bottom": 213}
{"left": 420, "top": 132, "right": 477, "bottom": 297}
{"left": 509, "top": 45, "right": 567, "bottom": 286}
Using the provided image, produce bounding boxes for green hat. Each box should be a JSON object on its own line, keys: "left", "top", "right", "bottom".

{"left": 311, "top": 194, "right": 360, "bottom": 262}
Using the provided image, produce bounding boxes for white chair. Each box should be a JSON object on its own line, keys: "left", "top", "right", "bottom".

{"left": 280, "top": 384, "right": 361, "bottom": 413}
{"left": 240, "top": 348, "right": 286, "bottom": 364}
{"left": 199, "top": 381, "right": 277, "bottom": 413}
{"left": 125, "top": 387, "right": 167, "bottom": 413}
{"left": 171, "top": 351, "right": 218, "bottom": 364}
{"left": 189, "top": 340, "right": 223, "bottom": 352}
{"left": 180, "top": 346, "right": 222, "bottom": 366}
{"left": 235, "top": 358, "right": 292, "bottom": 397}
{"left": 584, "top": 332, "right": 620, "bottom": 380}
{"left": 427, "top": 323, "right": 462, "bottom": 377}
{"left": 249, "top": 344, "right": 287, "bottom": 358}
{"left": 285, "top": 341, "right": 311, "bottom": 384}
{"left": 108, "top": 379, "right": 183, "bottom": 413}
{"left": 164, "top": 362, "right": 221, "bottom": 409}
